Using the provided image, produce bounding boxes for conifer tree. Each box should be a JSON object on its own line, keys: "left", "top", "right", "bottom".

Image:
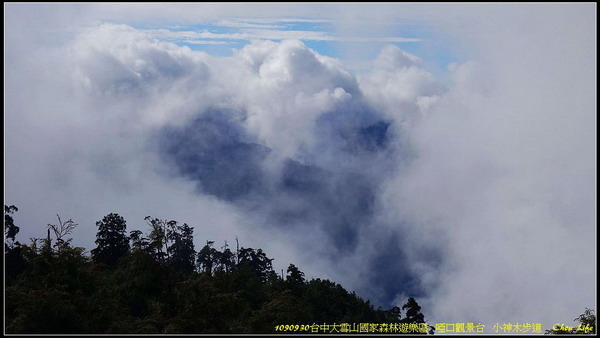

{"left": 91, "top": 213, "right": 130, "bottom": 266}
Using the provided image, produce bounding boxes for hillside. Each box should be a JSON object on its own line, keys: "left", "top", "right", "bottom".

{"left": 4, "top": 206, "right": 433, "bottom": 334}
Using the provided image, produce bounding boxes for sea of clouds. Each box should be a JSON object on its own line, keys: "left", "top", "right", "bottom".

{"left": 5, "top": 4, "right": 595, "bottom": 329}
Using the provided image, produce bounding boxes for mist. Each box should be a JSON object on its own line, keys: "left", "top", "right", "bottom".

{"left": 5, "top": 3, "right": 595, "bottom": 330}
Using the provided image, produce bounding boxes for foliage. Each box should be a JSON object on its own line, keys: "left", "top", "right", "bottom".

{"left": 5, "top": 205, "right": 20, "bottom": 248}
{"left": 4, "top": 206, "right": 445, "bottom": 334}
{"left": 167, "top": 222, "right": 195, "bottom": 274}
{"left": 545, "top": 309, "right": 596, "bottom": 335}
{"left": 5, "top": 205, "right": 27, "bottom": 285}
{"left": 145, "top": 216, "right": 173, "bottom": 262}
{"left": 47, "top": 214, "right": 78, "bottom": 251}
{"left": 401, "top": 297, "right": 435, "bottom": 334}
{"left": 91, "top": 213, "right": 130, "bottom": 267}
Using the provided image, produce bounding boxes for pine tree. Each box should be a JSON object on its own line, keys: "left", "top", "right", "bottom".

{"left": 197, "top": 241, "right": 217, "bottom": 275}
{"left": 237, "top": 247, "right": 274, "bottom": 282}
{"left": 286, "top": 264, "right": 305, "bottom": 285}
{"left": 167, "top": 222, "right": 196, "bottom": 274}
{"left": 91, "top": 213, "right": 130, "bottom": 266}
{"left": 402, "top": 297, "right": 425, "bottom": 323}
{"left": 401, "top": 297, "right": 434, "bottom": 334}
{"left": 218, "top": 244, "right": 235, "bottom": 274}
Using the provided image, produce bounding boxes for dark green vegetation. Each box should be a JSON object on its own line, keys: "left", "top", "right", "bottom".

{"left": 545, "top": 309, "right": 596, "bottom": 335}
{"left": 4, "top": 205, "right": 434, "bottom": 334}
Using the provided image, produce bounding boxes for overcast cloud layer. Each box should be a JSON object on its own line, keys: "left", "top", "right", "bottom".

{"left": 4, "top": 3, "right": 596, "bottom": 331}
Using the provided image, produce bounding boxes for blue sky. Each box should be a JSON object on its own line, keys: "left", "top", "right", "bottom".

{"left": 128, "top": 17, "right": 461, "bottom": 80}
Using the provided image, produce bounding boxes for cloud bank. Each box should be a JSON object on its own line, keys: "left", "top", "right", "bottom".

{"left": 5, "top": 3, "right": 595, "bottom": 331}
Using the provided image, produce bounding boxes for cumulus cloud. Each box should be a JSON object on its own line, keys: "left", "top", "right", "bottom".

{"left": 379, "top": 4, "right": 596, "bottom": 328}
{"left": 230, "top": 39, "right": 359, "bottom": 159}
{"left": 359, "top": 44, "right": 445, "bottom": 127}
{"left": 7, "top": 16, "right": 432, "bottom": 308}
{"left": 5, "top": 3, "right": 595, "bottom": 332}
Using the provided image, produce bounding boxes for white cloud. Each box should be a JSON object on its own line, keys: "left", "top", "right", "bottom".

{"left": 144, "top": 27, "right": 422, "bottom": 45}
{"left": 359, "top": 45, "right": 445, "bottom": 126}
{"left": 183, "top": 39, "right": 230, "bottom": 45}
{"left": 4, "top": 3, "right": 596, "bottom": 333}
{"left": 228, "top": 39, "right": 358, "bottom": 158}
{"left": 379, "top": 4, "right": 596, "bottom": 329}
{"left": 216, "top": 19, "right": 285, "bottom": 30}
{"left": 138, "top": 9, "right": 423, "bottom": 47}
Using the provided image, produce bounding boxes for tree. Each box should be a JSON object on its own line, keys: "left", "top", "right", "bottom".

{"left": 5, "top": 205, "right": 27, "bottom": 284}
{"left": 5, "top": 208, "right": 438, "bottom": 334}
{"left": 574, "top": 309, "right": 596, "bottom": 334}
{"left": 216, "top": 241, "right": 235, "bottom": 274}
{"left": 47, "top": 214, "right": 77, "bottom": 251}
{"left": 402, "top": 297, "right": 424, "bottom": 323}
{"left": 129, "top": 230, "right": 149, "bottom": 251}
{"left": 237, "top": 248, "right": 274, "bottom": 282}
{"left": 284, "top": 264, "right": 305, "bottom": 297}
{"left": 546, "top": 308, "right": 596, "bottom": 334}
{"left": 146, "top": 216, "right": 177, "bottom": 262}
{"left": 401, "top": 297, "right": 434, "bottom": 334}
{"left": 197, "top": 241, "right": 217, "bottom": 275}
{"left": 167, "top": 222, "right": 196, "bottom": 274}
{"left": 91, "top": 213, "right": 130, "bottom": 267}
{"left": 5, "top": 205, "right": 20, "bottom": 250}
{"left": 286, "top": 264, "right": 305, "bottom": 284}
